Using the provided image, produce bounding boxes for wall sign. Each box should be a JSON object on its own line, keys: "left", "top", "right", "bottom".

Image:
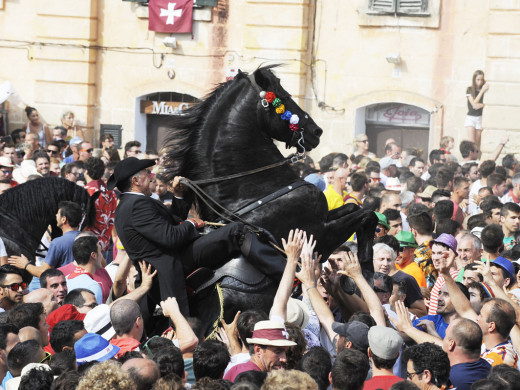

{"left": 366, "top": 103, "right": 430, "bottom": 127}
{"left": 140, "top": 100, "right": 190, "bottom": 115}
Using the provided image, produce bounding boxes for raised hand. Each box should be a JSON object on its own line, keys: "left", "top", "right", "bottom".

{"left": 296, "top": 250, "right": 317, "bottom": 289}
{"left": 281, "top": 229, "right": 305, "bottom": 265}
{"left": 138, "top": 261, "right": 158, "bottom": 291}
{"left": 337, "top": 251, "right": 362, "bottom": 279}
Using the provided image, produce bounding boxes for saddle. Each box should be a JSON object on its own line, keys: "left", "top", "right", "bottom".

{"left": 186, "top": 256, "right": 270, "bottom": 295}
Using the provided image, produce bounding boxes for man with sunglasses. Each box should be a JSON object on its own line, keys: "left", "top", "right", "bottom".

{"left": 0, "top": 156, "right": 16, "bottom": 187}
{"left": 0, "top": 265, "right": 25, "bottom": 311}
{"left": 79, "top": 141, "right": 93, "bottom": 162}
{"left": 365, "top": 166, "right": 381, "bottom": 189}
{"left": 45, "top": 141, "right": 61, "bottom": 161}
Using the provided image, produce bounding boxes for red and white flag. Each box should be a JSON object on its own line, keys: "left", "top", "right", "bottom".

{"left": 148, "top": 0, "right": 194, "bottom": 33}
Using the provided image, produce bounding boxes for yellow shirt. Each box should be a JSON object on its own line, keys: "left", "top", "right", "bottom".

{"left": 396, "top": 261, "right": 427, "bottom": 288}
{"left": 323, "top": 185, "right": 347, "bottom": 211}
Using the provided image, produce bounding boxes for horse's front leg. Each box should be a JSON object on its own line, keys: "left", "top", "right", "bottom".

{"left": 319, "top": 208, "right": 378, "bottom": 273}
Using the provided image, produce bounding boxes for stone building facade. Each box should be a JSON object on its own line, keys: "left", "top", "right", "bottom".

{"left": 0, "top": 0, "right": 519, "bottom": 161}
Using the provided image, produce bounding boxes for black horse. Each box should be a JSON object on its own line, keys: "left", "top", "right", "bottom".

{"left": 0, "top": 177, "right": 96, "bottom": 263}
{"left": 160, "top": 66, "right": 378, "bottom": 334}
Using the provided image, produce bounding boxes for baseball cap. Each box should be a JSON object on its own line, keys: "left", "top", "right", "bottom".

{"left": 332, "top": 321, "right": 369, "bottom": 352}
{"left": 246, "top": 320, "right": 297, "bottom": 347}
{"left": 69, "top": 136, "right": 83, "bottom": 146}
{"left": 491, "top": 256, "right": 515, "bottom": 281}
{"left": 368, "top": 326, "right": 403, "bottom": 360}
{"left": 46, "top": 304, "right": 86, "bottom": 335}
{"left": 429, "top": 233, "right": 457, "bottom": 254}
{"left": 75, "top": 333, "right": 119, "bottom": 365}
{"left": 396, "top": 231, "right": 418, "bottom": 248}
{"left": 375, "top": 212, "right": 390, "bottom": 230}
{"left": 304, "top": 173, "right": 326, "bottom": 192}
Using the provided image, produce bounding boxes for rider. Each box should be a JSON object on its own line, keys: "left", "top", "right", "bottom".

{"left": 109, "top": 157, "right": 286, "bottom": 320}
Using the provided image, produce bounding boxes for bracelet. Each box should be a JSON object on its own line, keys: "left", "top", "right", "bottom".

{"left": 24, "top": 263, "right": 30, "bottom": 270}
{"left": 306, "top": 285, "right": 317, "bottom": 293}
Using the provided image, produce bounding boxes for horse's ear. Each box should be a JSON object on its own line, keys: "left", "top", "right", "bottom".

{"left": 253, "top": 68, "right": 269, "bottom": 91}
{"left": 237, "top": 69, "right": 244, "bottom": 75}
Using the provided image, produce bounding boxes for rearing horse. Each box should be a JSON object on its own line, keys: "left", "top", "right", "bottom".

{"left": 161, "top": 65, "right": 378, "bottom": 265}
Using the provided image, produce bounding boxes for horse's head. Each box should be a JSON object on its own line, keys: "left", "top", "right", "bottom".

{"left": 249, "top": 67, "right": 322, "bottom": 152}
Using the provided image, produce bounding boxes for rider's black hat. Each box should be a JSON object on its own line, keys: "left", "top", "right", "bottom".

{"left": 107, "top": 157, "right": 156, "bottom": 191}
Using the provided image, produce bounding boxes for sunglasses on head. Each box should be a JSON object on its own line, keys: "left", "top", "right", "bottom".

{"left": 0, "top": 282, "right": 27, "bottom": 292}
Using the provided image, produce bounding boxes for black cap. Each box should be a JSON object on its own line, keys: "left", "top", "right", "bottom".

{"left": 332, "top": 321, "right": 370, "bottom": 352}
{"left": 107, "top": 157, "right": 156, "bottom": 191}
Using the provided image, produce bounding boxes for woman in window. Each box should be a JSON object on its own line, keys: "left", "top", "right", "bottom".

{"left": 465, "top": 70, "right": 489, "bottom": 146}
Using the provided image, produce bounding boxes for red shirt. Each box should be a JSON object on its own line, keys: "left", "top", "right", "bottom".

{"left": 364, "top": 375, "right": 403, "bottom": 390}
{"left": 84, "top": 179, "right": 117, "bottom": 252}
{"left": 223, "top": 360, "right": 261, "bottom": 382}
{"left": 111, "top": 337, "right": 141, "bottom": 359}
{"left": 59, "top": 262, "right": 112, "bottom": 303}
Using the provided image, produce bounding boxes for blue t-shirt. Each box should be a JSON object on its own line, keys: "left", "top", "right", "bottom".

{"left": 66, "top": 274, "right": 103, "bottom": 304}
{"left": 412, "top": 314, "right": 449, "bottom": 339}
{"left": 63, "top": 154, "right": 75, "bottom": 164}
{"left": 450, "top": 358, "right": 491, "bottom": 390}
{"left": 44, "top": 230, "right": 80, "bottom": 268}
{"left": 1, "top": 371, "right": 13, "bottom": 389}
{"left": 184, "top": 358, "right": 195, "bottom": 385}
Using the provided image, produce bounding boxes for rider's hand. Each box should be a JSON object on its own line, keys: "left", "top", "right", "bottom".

{"left": 171, "top": 176, "right": 187, "bottom": 197}
{"left": 186, "top": 218, "right": 205, "bottom": 229}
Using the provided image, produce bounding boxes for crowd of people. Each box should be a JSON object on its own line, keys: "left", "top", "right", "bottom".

{"left": 1, "top": 104, "right": 520, "bottom": 390}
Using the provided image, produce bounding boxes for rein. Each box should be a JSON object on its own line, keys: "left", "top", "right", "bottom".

{"left": 189, "top": 152, "right": 304, "bottom": 186}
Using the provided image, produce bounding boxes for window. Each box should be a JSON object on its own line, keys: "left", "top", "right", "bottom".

{"left": 369, "top": 0, "right": 429, "bottom": 16}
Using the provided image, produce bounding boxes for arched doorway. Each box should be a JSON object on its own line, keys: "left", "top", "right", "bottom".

{"left": 136, "top": 91, "right": 199, "bottom": 154}
{"left": 355, "top": 102, "right": 431, "bottom": 159}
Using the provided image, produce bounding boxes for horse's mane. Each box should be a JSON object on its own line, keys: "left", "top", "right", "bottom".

{"left": 162, "top": 65, "right": 280, "bottom": 180}
{"left": 0, "top": 177, "right": 94, "bottom": 233}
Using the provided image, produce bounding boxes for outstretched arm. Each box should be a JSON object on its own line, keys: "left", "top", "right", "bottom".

{"left": 296, "top": 248, "right": 336, "bottom": 343}
{"left": 337, "top": 251, "right": 386, "bottom": 327}
{"left": 487, "top": 135, "right": 509, "bottom": 162}
{"left": 395, "top": 301, "right": 442, "bottom": 347}
{"left": 161, "top": 297, "right": 198, "bottom": 353}
{"left": 270, "top": 229, "right": 305, "bottom": 321}
{"left": 437, "top": 250, "right": 477, "bottom": 321}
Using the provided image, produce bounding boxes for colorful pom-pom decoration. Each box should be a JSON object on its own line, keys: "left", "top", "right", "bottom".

{"left": 281, "top": 111, "right": 292, "bottom": 120}
{"left": 265, "top": 92, "right": 276, "bottom": 103}
{"left": 290, "top": 114, "right": 299, "bottom": 125}
{"left": 259, "top": 91, "right": 266, "bottom": 99}
{"left": 289, "top": 123, "right": 299, "bottom": 132}
{"left": 275, "top": 104, "right": 285, "bottom": 114}
{"left": 272, "top": 98, "right": 282, "bottom": 108}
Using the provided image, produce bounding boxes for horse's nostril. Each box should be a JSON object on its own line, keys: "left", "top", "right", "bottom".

{"left": 314, "top": 128, "right": 323, "bottom": 137}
